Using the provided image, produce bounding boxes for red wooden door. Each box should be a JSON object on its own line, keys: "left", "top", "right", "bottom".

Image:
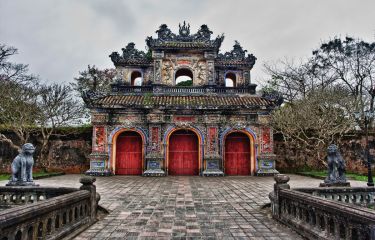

{"left": 116, "top": 131, "right": 142, "bottom": 175}
{"left": 225, "top": 132, "right": 251, "bottom": 175}
{"left": 169, "top": 130, "right": 199, "bottom": 175}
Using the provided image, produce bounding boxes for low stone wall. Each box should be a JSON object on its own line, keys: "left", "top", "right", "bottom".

{"left": 0, "top": 128, "right": 92, "bottom": 174}
{"left": 270, "top": 175, "right": 375, "bottom": 240}
{"left": 0, "top": 177, "right": 99, "bottom": 240}
{"left": 274, "top": 132, "right": 375, "bottom": 173}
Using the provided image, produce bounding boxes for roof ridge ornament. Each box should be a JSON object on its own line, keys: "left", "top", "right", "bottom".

{"left": 179, "top": 21, "right": 190, "bottom": 37}
{"left": 146, "top": 23, "right": 224, "bottom": 51}
{"left": 109, "top": 42, "right": 150, "bottom": 66}
{"left": 216, "top": 40, "right": 257, "bottom": 68}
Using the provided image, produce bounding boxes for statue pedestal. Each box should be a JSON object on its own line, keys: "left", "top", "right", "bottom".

{"left": 319, "top": 182, "right": 350, "bottom": 187}
{"left": 202, "top": 158, "right": 224, "bottom": 177}
{"left": 143, "top": 157, "right": 166, "bottom": 177}
{"left": 6, "top": 181, "right": 39, "bottom": 187}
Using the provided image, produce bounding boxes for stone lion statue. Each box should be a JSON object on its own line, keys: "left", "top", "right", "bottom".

{"left": 10, "top": 143, "right": 35, "bottom": 183}
{"left": 324, "top": 144, "right": 347, "bottom": 184}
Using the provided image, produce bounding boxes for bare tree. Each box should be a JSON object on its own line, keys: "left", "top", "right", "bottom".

{"left": 312, "top": 37, "right": 375, "bottom": 118}
{"left": 264, "top": 37, "right": 375, "bottom": 117}
{"left": 36, "top": 84, "right": 85, "bottom": 167}
{"left": 72, "top": 65, "right": 116, "bottom": 95}
{"left": 271, "top": 87, "right": 356, "bottom": 167}
{"left": 0, "top": 44, "right": 39, "bottom": 145}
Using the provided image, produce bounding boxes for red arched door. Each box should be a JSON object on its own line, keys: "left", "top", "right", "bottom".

{"left": 116, "top": 131, "right": 143, "bottom": 175}
{"left": 225, "top": 132, "right": 251, "bottom": 175}
{"left": 168, "top": 130, "right": 199, "bottom": 175}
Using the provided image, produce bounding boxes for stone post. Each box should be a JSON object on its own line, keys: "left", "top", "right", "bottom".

{"left": 80, "top": 177, "right": 97, "bottom": 222}
{"left": 270, "top": 174, "right": 290, "bottom": 219}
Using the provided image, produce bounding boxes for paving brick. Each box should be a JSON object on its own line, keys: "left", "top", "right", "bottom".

{"left": 2, "top": 174, "right": 365, "bottom": 239}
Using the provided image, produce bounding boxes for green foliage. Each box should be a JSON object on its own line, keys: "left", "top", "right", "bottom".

{"left": 0, "top": 171, "right": 64, "bottom": 181}
{"left": 176, "top": 80, "right": 193, "bottom": 87}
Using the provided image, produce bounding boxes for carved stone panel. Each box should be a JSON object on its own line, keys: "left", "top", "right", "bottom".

{"left": 207, "top": 61, "right": 214, "bottom": 85}
{"left": 173, "top": 116, "right": 197, "bottom": 123}
{"left": 154, "top": 60, "right": 162, "bottom": 83}
{"left": 147, "top": 114, "right": 163, "bottom": 123}
{"left": 258, "top": 115, "right": 271, "bottom": 125}
{"left": 228, "top": 115, "right": 246, "bottom": 123}
{"left": 162, "top": 60, "right": 174, "bottom": 85}
{"left": 205, "top": 115, "right": 220, "bottom": 124}
{"left": 92, "top": 114, "right": 108, "bottom": 124}
{"left": 118, "top": 115, "right": 140, "bottom": 123}
{"left": 196, "top": 61, "right": 207, "bottom": 85}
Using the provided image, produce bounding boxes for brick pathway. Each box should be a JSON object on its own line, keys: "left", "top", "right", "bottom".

{"left": 0, "top": 175, "right": 367, "bottom": 239}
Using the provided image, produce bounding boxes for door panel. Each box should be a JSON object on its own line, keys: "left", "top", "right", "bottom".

{"left": 116, "top": 132, "right": 142, "bottom": 175}
{"left": 225, "top": 132, "right": 250, "bottom": 175}
{"left": 169, "top": 130, "right": 199, "bottom": 175}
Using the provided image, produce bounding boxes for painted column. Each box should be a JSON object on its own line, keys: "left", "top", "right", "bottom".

{"left": 256, "top": 125, "right": 279, "bottom": 176}
{"left": 143, "top": 113, "right": 166, "bottom": 176}
{"left": 86, "top": 113, "right": 112, "bottom": 176}
{"left": 203, "top": 123, "right": 224, "bottom": 176}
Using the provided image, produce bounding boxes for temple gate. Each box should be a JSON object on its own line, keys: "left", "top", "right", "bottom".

{"left": 84, "top": 22, "right": 280, "bottom": 176}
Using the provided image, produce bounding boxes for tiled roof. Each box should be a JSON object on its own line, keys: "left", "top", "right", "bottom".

{"left": 93, "top": 95, "right": 274, "bottom": 109}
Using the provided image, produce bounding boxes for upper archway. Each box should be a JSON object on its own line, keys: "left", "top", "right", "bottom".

{"left": 175, "top": 68, "right": 193, "bottom": 86}
{"left": 131, "top": 71, "right": 142, "bottom": 86}
{"left": 225, "top": 72, "right": 236, "bottom": 87}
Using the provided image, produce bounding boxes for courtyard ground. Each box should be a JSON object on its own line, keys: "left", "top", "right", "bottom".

{"left": 0, "top": 175, "right": 367, "bottom": 239}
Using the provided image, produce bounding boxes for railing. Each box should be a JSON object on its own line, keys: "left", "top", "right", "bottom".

{"left": 111, "top": 84, "right": 257, "bottom": 95}
{"left": 0, "top": 187, "right": 78, "bottom": 208}
{"left": 0, "top": 177, "right": 98, "bottom": 240}
{"left": 295, "top": 187, "right": 375, "bottom": 207}
{"left": 270, "top": 175, "right": 375, "bottom": 240}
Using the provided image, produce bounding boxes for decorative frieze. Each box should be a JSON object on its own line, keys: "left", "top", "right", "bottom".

{"left": 92, "top": 114, "right": 107, "bottom": 124}
{"left": 173, "top": 116, "right": 197, "bottom": 123}
{"left": 118, "top": 115, "right": 140, "bottom": 123}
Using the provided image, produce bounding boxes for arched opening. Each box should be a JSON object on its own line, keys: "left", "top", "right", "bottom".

{"left": 168, "top": 129, "right": 199, "bottom": 175}
{"left": 116, "top": 131, "right": 143, "bottom": 175}
{"left": 225, "top": 72, "right": 236, "bottom": 87}
{"left": 224, "top": 132, "right": 251, "bottom": 175}
{"left": 131, "top": 71, "right": 142, "bottom": 86}
{"left": 175, "top": 68, "right": 193, "bottom": 86}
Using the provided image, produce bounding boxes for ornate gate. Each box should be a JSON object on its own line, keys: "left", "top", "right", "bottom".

{"left": 224, "top": 132, "right": 251, "bottom": 175}
{"left": 168, "top": 130, "right": 199, "bottom": 175}
{"left": 116, "top": 131, "right": 143, "bottom": 175}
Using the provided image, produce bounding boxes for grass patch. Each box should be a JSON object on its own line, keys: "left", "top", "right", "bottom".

{"left": 0, "top": 171, "right": 64, "bottom": 181}
{"left": 298, "top": 170, "right": 375, "bottom": 182}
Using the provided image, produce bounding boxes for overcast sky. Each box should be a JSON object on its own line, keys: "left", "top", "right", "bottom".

{"left": 1, "top": 0, "right": 374, "bottom": 86}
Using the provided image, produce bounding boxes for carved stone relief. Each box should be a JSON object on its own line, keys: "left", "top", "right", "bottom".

{"left": 196, "top": 61, "right": 207, "bottom": 85}
{"left": 154, "top": 60, "right": 162, "bottom": 83}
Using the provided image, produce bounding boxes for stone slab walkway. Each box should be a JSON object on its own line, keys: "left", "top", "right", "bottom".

{"left": 0, "top": 175, "right": 367, "bottom": 239}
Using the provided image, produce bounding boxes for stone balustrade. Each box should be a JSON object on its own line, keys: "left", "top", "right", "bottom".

{"left": 295, "top": 187, "right": 375, "bottom": 207}
{"left": 0, "top": 177, "right": 98, "bottom": 240}
{"left": 0, "top": 187, "right": 78, "bottom": 208}
{"left": 270, "top": 175, "right": 375, "bottom": 240}
{"left": 111, "top": 84, "right": 257, "bottom": 95}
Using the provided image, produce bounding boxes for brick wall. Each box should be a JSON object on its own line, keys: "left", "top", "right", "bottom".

{"left": 274, "top": 132, "right": 375, "bottom": 174}
{"left": 0, "top": 128, "right": 92, "bottom": 174}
